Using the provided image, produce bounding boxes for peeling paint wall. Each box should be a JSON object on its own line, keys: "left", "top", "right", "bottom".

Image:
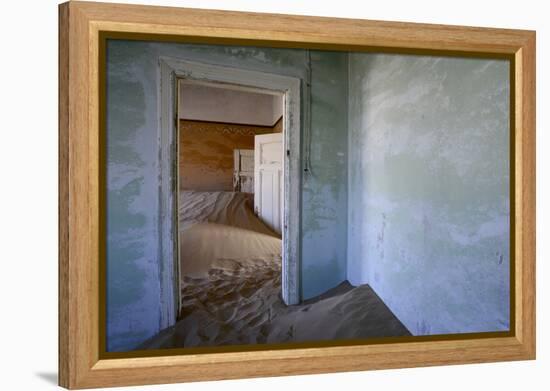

{"left": 301, "top": 52, "right": 348, "bottom": 299}
{"left": 106, "top": 40, "right": 348, "bottom": 351}
{"left": 347, "top": 53, "right": 510, "bottom": 335}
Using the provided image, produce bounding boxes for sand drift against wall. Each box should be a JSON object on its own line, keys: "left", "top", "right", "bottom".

{"left": 178, "top": 191, "right": 276, "bottom": 235}
{"left": 178, "top": 191, "right": 281, "bottom": 278}
{"left": 140, "top": 191, "right": 410, "bottom": 348}
{"left": 141, "top": 265, "right": 411, "bottom": 348}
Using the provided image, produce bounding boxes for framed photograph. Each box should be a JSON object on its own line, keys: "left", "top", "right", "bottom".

{"left": 59, "top": 1, "right": 536, "bottom": 389}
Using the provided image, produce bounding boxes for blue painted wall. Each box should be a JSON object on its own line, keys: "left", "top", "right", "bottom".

{"left": 106, "top": 40, "right": 349, "bottom": 351}
{"left": 107, "top": 43, "right": 510, "bottom": 349}
{"left": 347, "top": 53, "right": 510, "bottom": 335}
{"left": 301, "top": 51, "right": 348, "bottom": 298}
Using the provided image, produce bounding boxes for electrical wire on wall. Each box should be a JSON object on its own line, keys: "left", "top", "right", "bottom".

{"left": 303, "top": 50, "right": 313, "bottom": 177}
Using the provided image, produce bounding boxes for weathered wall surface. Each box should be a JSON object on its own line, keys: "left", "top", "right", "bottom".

{"left": 179, "top": 120, "right": 274, "bottom": 191}
{"left": 347, "top": 53, "right": 510, "bottom": 335}
{"left": 106, "top": 40, "right": 348, "bottom": 351}
{"left": 301, "top": 51, "right": 348, "bottom": 298}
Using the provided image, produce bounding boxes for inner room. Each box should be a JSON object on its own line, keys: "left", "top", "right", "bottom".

{"left": 176, "top": 80, "right": 288, "bottom": 346}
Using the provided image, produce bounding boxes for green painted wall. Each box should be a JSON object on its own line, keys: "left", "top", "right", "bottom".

{"left": 106, "top": 40, "right": 349, "bottom": 351}
{"left": 347, "top": 53, "right": 510, "bottom": 335}
{"left": 301, "top": 51, "right": 348, "bottom": 298}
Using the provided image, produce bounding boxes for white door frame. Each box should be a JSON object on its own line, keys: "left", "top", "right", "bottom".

{"left": 158, "top": 57, "right": 302, "bottom": 329}
{"left": 254, "top": 133, "right": 283, "bottom": 234}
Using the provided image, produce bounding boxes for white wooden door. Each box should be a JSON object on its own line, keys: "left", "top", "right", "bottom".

{"left": 254, "top": 133, "right": 283, "bottom": 234}
{"left": 233, "top": 149, "right": 254, "bottom": 193}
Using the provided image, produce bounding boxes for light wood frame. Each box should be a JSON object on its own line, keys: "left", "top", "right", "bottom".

{"left": 59, "top": 1, "right": 536, "bottom": 389}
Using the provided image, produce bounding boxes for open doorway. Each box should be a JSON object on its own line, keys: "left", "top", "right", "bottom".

{"left": 153, "top": 58, "right": 302, "bottom": 335}
{"left": 176, "top": 79, "right": 287, "bottom": 333}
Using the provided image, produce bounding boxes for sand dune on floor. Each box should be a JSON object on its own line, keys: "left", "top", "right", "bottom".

{"left": 262, "top": 282, "right": 411, "bottom": 343}
{"left": 138, "top": 190, "right": 410, "bottom": 349}
{"left": 178, "top": 190, "right": 282, "bottom": 278}
{"left": 179, "top": 222, "right": 281, "bottom": 278}
{"left": 140, "top": 265, "right": 410, "bottom": 349}
{"left": 179, "top": 191, "right": 277, "bottom": 237}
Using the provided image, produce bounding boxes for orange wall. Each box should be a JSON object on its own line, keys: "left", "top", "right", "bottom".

{"left": 179, "top": 120, "right": 276, "bottom": 191}
{"left": 272, "top": 117, "right": 283, "bottom": 134}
